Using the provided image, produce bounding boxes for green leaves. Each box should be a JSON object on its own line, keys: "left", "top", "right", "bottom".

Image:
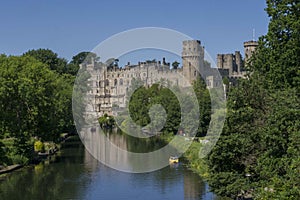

{"left": 128, "top": 83, "right": 181, "bottom": 133}
{"left": 0, "top": 54, "right": 74, "bottom": 164}
{"left": 207, "top": 1, "right": 300, "bottom": 198}
{"left": 252, "top": 0, "right": 300, "bottom": 90}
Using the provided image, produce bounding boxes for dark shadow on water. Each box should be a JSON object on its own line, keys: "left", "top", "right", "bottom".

{"left": 0, "top": 135, "right": 218, "bottom": 200}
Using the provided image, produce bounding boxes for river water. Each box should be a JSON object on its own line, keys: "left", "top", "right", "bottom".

{"left": 0, "top": 133, "right": 218, "bottom": 200}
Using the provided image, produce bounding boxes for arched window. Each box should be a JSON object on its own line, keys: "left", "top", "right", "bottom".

{"left": 120, "top": 79, "right": 123, "bottom": 86}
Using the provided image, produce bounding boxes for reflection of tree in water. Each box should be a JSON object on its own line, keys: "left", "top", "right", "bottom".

{"left": 0, "top": 137, "right": 92, "bottom": 200}
{"left": 105, "top": 130, "right": 208, "bottom": 199}
{"left": 184, "top": 169, "right": 206, "bottom": 199}
{"left": 125, "top": 163, "right": 209, "bottom": 200}
{"left": 105, "top": 129, "right": 168, "bottom": 153}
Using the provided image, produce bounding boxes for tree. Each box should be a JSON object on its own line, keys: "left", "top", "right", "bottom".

{"left": 193, "top": 78, "right": 211, "bottom": 137}
{"left": 249, "top": 0, "right": 300, "bottom": 91}
{"left": 0, "top": 54, "right": 75, "bottom": 162}
{"left": 23, "top": 49, "right": 68, "bottom": 74}
{"left": 0, "top": 140, "right": 8, "bottom": 165}
{"left": 105, "top": 58, "right": 119, "bottom": 69}
{"left": 207, "top": 1, "right": 300, "bottom": 198}
{"left": 70, "top": 52, "right": 99, "bottom": 65}
{"left": 172, "top": 61, "right": 180, "bottom": 69}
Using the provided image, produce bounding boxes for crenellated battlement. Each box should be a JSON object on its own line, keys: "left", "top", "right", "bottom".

{"left": 82, "top": 39, "right": 257, "bottom": 116}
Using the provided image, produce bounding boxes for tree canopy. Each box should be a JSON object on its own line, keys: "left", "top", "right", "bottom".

{"left": 0, "top": 54, "right": 74, "bottom": 165}
{"left": 207, "top": 1, "right": 300, "bottom": 199}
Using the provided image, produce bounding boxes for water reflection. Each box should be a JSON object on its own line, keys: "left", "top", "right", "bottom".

{"left": 0, "top": 135, "right": 217, "bottom": 200}
{"left": 0, "top": 137, "right": 89, "bottom": 200}
{"left": 80, "top": 127, "right": 181, "bottom": 172}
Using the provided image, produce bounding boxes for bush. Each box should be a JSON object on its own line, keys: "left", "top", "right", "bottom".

{"left": 34, "top": 140, "right": 44, "bottom": 152}
{"left": 10, "top": 154, "right": 29, "bottom": 165}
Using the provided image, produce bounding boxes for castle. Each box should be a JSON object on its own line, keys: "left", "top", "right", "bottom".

{"left": 81, "top": 39, "right": 258, "bottom": 116}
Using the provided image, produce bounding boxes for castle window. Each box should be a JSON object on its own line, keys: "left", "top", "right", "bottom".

{"left": 207, "top": 81, "right": 211, "bottom": 87}
{"left": 194, "top": 70, "right": 197, "bottom": 76}
{"left": 120, "top": 79, "right": 123, "bottom": 86}
{"left": 114, "top": 79, "right": 117, "bottom": 86}
{"left": 105, "top": 79, "right": 109, "bottom": 87}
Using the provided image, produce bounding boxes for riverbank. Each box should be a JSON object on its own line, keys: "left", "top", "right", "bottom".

{"left": 183, "top": 141, "right": 210, "bottom": 179}
{"left": 159, "top": 133, "right": 210, "bottom": 179}
{"left": 0, "top": 134, "right": 218, "bottom": 200}
{"left": 0, "top": 164, "right": 23, "bottom": 175}
{"left": 0, "top": 132, "right": 74, "bottom": 176}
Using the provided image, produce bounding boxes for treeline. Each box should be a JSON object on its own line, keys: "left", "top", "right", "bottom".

{"left": 124, "top": 78, "right": 211, "bottom": 137}
{"left": 0, "top": 50, "right": 90, "bottom": 165}
{"left": 207, "top": 1, "right": 300, "bottom": 199}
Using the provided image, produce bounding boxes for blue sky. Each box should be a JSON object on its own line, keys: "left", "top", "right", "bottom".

{"left": 0, "top": 0, "right": 269, "bottom": 64}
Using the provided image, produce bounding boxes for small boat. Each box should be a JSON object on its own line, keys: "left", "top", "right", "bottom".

{"left": 169, "top": 156, "right": 179, "bottom": 164}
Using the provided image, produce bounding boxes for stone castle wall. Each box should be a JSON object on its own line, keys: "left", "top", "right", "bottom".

{"left": 84, "top": 40, "right": 204, "bottom": 116}
{"left": 83, "top": 39, "right": 257, "bottom": 116}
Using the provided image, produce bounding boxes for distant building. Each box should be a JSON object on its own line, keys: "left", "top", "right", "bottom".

{"left": 216, "top": 40, "right": 258, "bottom": 85}
{"left": 82, "top": 40, "right": 209, "bottom": 116}
{"left": 81, "top": 39, "right": 258, "bottom": 116}
{"left": 244, "top": 40, "right": 259, "bottom": 63}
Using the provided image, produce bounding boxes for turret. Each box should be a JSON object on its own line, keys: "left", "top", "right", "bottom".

{"left": 244, "top": 40, "right": 258, "bottom": 63}
{"left": 182, "top": 40, "right": 204, "bottom": 82}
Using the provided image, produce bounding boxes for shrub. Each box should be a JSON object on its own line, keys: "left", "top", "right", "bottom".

{"left": 34, "top": 140, "right": 44, "bottom": 152}
{"left": 10, "top": 154, "right": 29, "bottom": 165}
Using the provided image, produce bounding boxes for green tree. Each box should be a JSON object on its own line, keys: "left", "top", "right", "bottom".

{"left": 70, "top": 52, "right": 94, "bottom": 65}
{"left": 23, "top": 49, "right": 68, "bottom": 74}
{"left": 193, "top": 78, "right": 211, "bottom": 137}
{"left": 207, "top": 1, "right": 300, "bottom": 199}
{"left": 172, "top": 61, "right": 180, "bottom": 69}
{"left": 249, "top": 0, "right": 300, "bottom": 91}
{"left": 0, "top": 54, "right": 74, "bottom": 161}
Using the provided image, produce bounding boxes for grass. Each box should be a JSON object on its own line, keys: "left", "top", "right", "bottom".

{"left": 183, "top": 141, "right": 210, "bottom": 179}
{"left": 159, "top": 133, "right": 210, "bottom": 179}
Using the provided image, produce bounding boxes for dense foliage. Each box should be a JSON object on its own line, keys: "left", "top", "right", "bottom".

{"left": 0, "top": 50, "right": 89, "bottom": 166}
{"left": 127, "top": 78, "right": 210, "bottom": 137}
{"left": 207, "top": 0, "right": 300, "bottom": 199}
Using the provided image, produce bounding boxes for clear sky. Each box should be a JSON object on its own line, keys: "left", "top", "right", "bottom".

{"left": 0, "top": 0, "right": 269, "bottom": 64}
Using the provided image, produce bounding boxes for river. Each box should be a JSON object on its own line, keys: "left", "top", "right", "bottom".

{"left": 0, "top": 132, "right": 218, "bottom": 200}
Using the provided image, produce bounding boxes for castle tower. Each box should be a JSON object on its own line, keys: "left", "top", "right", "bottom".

{"left": 244, "top": 40, "right": 258, "bottom": 64}
{"left": 235, "top": 51, "right": 243, "bottom": 74}
{"left": 182, "top": 40, "right": 204, "bottom": 82}
{"left": 217, "top": 54, "right": 233, "bottom": 75}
